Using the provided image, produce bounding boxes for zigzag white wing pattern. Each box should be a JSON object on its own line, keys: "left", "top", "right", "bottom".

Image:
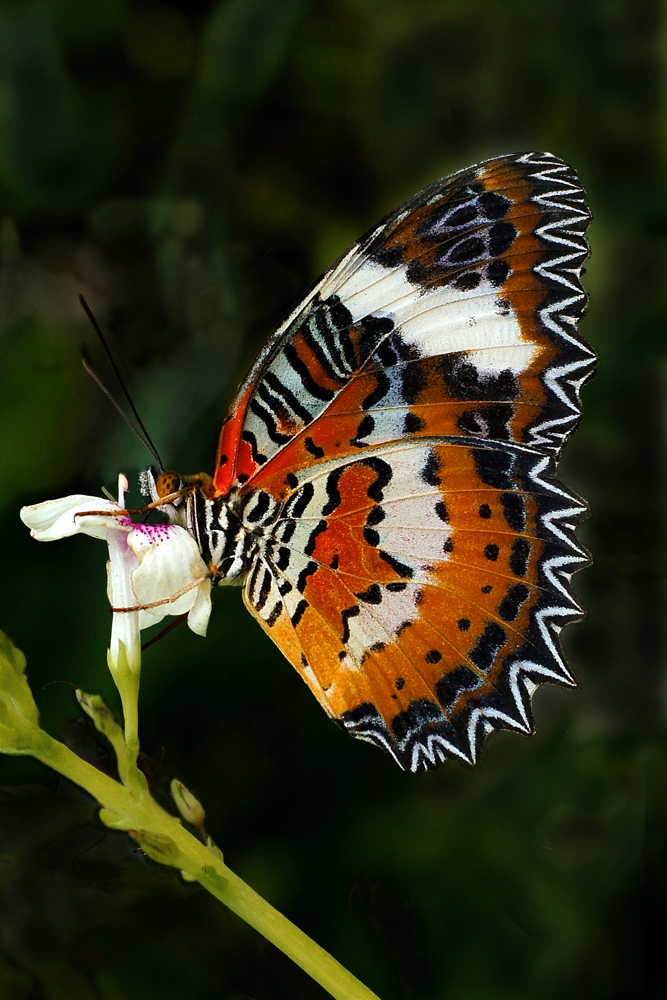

{"left": 214, "top": 151, "right": 593, "bottom": 496}
{"left": 195, "top": 151, "right": 595, "bottom": 771}
{"left": 240, "top": 436, "right": 590, "bottom": 772}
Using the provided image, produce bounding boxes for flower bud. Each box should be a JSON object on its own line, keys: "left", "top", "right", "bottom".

{"left": 206, "top": 835, "right": 224, "bottom": 863}
{"left": 170, "top": 778, "right": 205, "bottom": 829}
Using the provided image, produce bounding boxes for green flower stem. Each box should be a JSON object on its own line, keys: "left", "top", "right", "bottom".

{"left": 1, "top": 632, "right": 379, "bottom": 998}
{"left": 107, "top": 642, "right": 140, "bottom": 764}
{"left": 23, "top": 729, "right": 381, "bottom": 1000}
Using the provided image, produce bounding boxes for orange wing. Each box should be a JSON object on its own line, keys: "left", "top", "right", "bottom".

{"left": 214, "top": 152, "right": 593, "bottom": 493}
{"left": 219, "top": 151, "right": 593, "bottom": 770}
{"left": 241, "top": 440, "right": 588, "bottom": 770}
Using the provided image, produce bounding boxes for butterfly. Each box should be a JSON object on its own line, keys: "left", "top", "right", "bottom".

{"left": 144, "top": 151, "right": 595, "bottom": 772}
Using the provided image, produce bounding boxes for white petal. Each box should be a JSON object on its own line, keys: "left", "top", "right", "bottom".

{"left": 187, "top": 579, "right": 212, "bottom": 636}
{"left": 128, "top": 523, "right": 209, "bottom": 619}
{"left": 138, "top": 607, "right": 167, "bottom": 629}
{"left": 107, "top": 530, "right": 141, "bottom": 672}
{"left": 20, "top": 495, "right": 127, "bottom": 541}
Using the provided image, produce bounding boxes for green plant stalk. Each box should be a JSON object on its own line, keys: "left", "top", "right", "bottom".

{"left": 1, "top": 629, "right": 380, "bottom": 998}
{"left": 18, "top": 728, "right": 380, "bottom": 1000}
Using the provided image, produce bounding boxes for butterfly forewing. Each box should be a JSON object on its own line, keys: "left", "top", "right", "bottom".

{"left": 217, "top": 151, "right": 593, "bottom": 771}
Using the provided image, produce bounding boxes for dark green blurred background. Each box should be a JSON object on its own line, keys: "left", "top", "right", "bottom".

{"left": 1, "top": 1, "right": 665, "bottom": 997}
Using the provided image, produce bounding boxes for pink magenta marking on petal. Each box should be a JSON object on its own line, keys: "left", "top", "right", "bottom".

{"left": 133, "top": 522, "right": 175, "bottom": 543}
{"left": 117, "top": 515, "right": 134, "bottom": 527}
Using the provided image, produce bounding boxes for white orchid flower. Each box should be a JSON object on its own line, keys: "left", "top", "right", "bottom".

{"left": 20, "top": 475, "right": 212, "bottom": 674}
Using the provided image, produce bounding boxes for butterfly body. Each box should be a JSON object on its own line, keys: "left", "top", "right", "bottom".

{"left": 145, "top": 151, "right": 595, "bottom": 772}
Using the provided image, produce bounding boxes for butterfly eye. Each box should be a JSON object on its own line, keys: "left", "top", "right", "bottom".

{"left": 155, "top": 471, "right": 181, "bottom": 498}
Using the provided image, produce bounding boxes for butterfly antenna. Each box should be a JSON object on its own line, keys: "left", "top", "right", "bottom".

{"left": 81, "top": 350, "right": 162, "bottom": 467}
{"left": 79, "top": 294, "right": 164, "bottom": 469}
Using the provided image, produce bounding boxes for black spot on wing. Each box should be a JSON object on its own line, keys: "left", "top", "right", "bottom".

{"left": 296, "top": 561, "right": 318, "bottom": 594}
{"left": 484, "top": 543, "right": 499, "bottom": 561}
{"left": 405, "top": 261, "right": 428, "bottom": 285}
{"left": 440, "top": 356, "right": 519, "bottom": 403}
{"left": 279, "top": 519, "right": 296, "bottom": 544}
{"left": 242, "top": 430, "right": 267, "bottom": 465}
{"left": 488, "top": 221, "right": 517, "bottom": 257}
{"left": 350, "top": 413, "right": 375, "bottom": 447}
{"left": 468, "top": 622, "right": 507, "bottom": 672}
{"left": 285, "top": 482, "right": 314, "bottom": 519}
{"left": 369, "top": 244, "right": 404, "bottom": 267}
{"left": 305, "top": 436, "right": 325, "bottom": 459}
{"left": 479, "top": 190, "right": 510, "bottom": 219}
{"left": 499, "top": 584, "right": 530, "bottom": 622}
{"left": 401, "top": 363, "right": 427, "bottom": 405}
{"left": 486, "top": 259, "right": 510, "bottom": 287}
{"left": 254, "top": 568, "right": 272, "bottom": 613}
{"left": 471, "top": 448, "right": 516, "bottom": 489}
{"left": 361, "top": 641, "right": 386, "bottom": 664}
{"left": 354, "top": 584, "right": 383, "bottom": 605}
{"left": 362, "top": 457, "right": 393, "bottom": 501}
{"left": 275, "top": 547, "right": 290, "bottom": 571}
{"left": 322, "top": 467, "right": 345, "bottom": 517}
{"left": 500, "top": 492, "right": 526, "bottom": 531}
{"left": 417, "top": 198, "right": 476, "bottom": 235}
{"left": 291, "top": 599, "right": 308, "bottom": 627}
{"left": 455, "top": 271, "right": 482, "bottom": 291}
{"left": 265, "top": 601, "right": 282, "bottom": 627}
{"left": 358, "top": 313, "right": 395, "bottom": 366}
{"left": 435, "top": 665, "right": 481, "bottom": 709}
{"left": 435, "top": 500, "right": 449, "bottom": 522}
{"left": 404, "top": 411, "right": 425, "bottom": 434}
{"left": 362, "top": 370, "right": 391, "bottom": 409}
{"left": 510, "top": 538, "right": 531, "bottom": 577}
{"left": 341, "top": 605, "right": 361, "bottom": 643}
{"left": 366, "top": 505, "right": 385, "bottom": 526}
{"left": 449, "top": 236, "right": 485, "bottom": 263}
{"left": 327, "top": 292, "right": 354, "bottom": 330}
{"left": 421, "top": 450, "right": 442, "bottom": 486}
{"left": 363, "top": 527, "right": 380, "bottom": 547}
{"left": 445, "top": 202, "right": 478, "bottom": 227}
{"left": 375, "top": 331, "right": 420, "bottom": 367}
{"left": 305, "top": 519, "right": 327, "bottom": 556}
{"left": 379, "top": 550, "right": 414, "bottom": 579}
{"left": 457, "top": 403, "right": 514, "bottom": 440}
{"left": 245, "top": 491, "right": 271, "bottom": 524}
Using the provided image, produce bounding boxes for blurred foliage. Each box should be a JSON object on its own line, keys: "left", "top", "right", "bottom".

{"left": 0, "top": 0, "right": 665, "bottom": 997}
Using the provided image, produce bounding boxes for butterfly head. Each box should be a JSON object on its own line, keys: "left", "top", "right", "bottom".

{"left": 155, "top": 470, "right": 181, "bottom": 500}
{"left": 139, "top": 467, "right": 217, "bottom": 505}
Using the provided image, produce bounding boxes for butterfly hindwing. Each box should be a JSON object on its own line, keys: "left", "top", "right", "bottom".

{"left": 224, "top": 151, "right": 593, "bottom": 771}
{"left": 242, "top": 437, "right": 588, "bottom": 771}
